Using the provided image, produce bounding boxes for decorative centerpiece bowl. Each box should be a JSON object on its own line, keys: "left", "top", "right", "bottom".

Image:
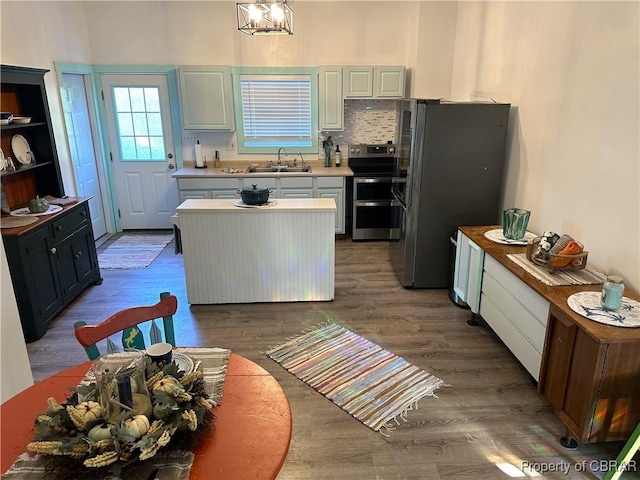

{"left": 27, "top": 351, "right": 214, "bottom": 478}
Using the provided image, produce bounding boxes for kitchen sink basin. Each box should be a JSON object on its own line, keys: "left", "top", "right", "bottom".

{"left": 245, "top": 166, "right": 312, "bottom": 174}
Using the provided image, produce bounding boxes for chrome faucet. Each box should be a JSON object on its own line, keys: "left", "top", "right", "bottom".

{"left": 277, "top": 147, "right": 287, "bottom": 166}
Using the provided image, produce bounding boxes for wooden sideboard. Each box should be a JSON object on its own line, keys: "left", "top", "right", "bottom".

{"left": 456, "top": 225, "right": 640, "bottom": 445}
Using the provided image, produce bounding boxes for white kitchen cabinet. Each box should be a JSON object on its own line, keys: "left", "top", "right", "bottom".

{"left": 280, "top": 177, "right": 314, "bottom": 199}
{"left": 479, "top": 255, "right": 549, "bottom": 381}
{"left": 177, "top": 178, "right": 241, "bottom": 202}
{"left": 343, "top": 66, "right": 406, "bottom": 98}
{"left": 316, "top": 177, "right": 345, "bottom": 234}
{"left": 344, "top": 66, "right": 374, "bottom": 97}
{"left": 319, "top": 67, "right": 343, "bottom": 131}
{"left": 374, "top": 66, "right": 405, "bottom": 97}
{"left": 453, "top": 230, "right": 484, "bottom": 313}
{"left": 178, "top": 175, "right": 345, "bottom": 234}
{"left": 178, "top": 66, "right": 235, "bottom": 130}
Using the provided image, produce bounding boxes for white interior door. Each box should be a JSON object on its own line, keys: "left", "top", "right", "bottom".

{"left": 60, "top": 72, "right": 108, "bottom": 239}
{"left": 101, "top": 74, "right": 178, "bottom": 229}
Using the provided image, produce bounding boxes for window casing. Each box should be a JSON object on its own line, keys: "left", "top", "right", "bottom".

{"left": 232, "top": 67, "right": 318, "bottom": 154}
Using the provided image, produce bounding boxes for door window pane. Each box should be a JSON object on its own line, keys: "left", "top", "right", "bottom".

{"left": 113, "top": 87, "right": 166, "bottom": 161}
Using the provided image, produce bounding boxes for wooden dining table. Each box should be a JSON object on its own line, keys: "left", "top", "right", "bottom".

{"left": 1, "top": 353, "right": 292, "bottom": 479}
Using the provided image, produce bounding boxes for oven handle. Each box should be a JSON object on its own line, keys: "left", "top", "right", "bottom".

{"left": 355, "top": 177, "right": 393, "bottom": 184}
{"left": 354, "top": 200, "right": 396, "bottom": 207}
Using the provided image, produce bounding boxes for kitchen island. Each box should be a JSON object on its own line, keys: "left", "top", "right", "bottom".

{"left": 176, "top": 198, "right": 336, "bottom": 304}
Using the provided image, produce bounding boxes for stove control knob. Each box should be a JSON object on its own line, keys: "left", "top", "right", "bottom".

{"left": 389, "top": 147, "right": 395, "bottom": 154}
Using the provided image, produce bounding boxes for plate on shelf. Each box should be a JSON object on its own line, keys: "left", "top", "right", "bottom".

{"left": 484, "top": 228, "right": 537, "bottom": 245}
{"left": 172, "top": 352, "right": 195, "bottom": 373}
{"left": 233, "top": 200, "right": 277, "bottom": 208}
{"left": 11, "top": 134, "right": 33, "bottom": 164}
{"left": 567, "top": 291, "right": 640, "bottom": 327}
{"left": 10, "top": 205, "right": 63, "bottom": 217}
{"left": 0, "top": 148, "right": 5, "bottom": 171}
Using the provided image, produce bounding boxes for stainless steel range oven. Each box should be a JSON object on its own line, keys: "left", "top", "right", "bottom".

{"left": 348, "top": 143, "right": 403, "bottom": 241}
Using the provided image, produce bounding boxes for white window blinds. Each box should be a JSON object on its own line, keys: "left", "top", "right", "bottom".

{"left": 240, "top": 74, "right": 312, "bottom": 147}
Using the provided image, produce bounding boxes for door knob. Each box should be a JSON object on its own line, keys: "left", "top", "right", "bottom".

{"left": 50, "top": 247, "right": 57, "bottom": 255}
{"left": 168, "top": 164, "right": 175, "bottom": 170}
{"left": 168, "top": 153, "right": 174, "bottom": 159}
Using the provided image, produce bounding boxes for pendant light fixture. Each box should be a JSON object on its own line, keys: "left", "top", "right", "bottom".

{"left": 237, "top": 0, "right": 293, "bottom": 36}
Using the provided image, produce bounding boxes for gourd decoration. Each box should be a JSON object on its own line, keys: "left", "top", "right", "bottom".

{"left": 122, "top": 414, "right": 150, "bottom": 439}
{"left": 88, "top": 423, "right": 113, "bottom": 442}
{"left": 27, "top": 196, "right": 49, "bottom": 213}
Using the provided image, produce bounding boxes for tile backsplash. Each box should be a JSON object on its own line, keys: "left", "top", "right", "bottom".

{"left": 320, "top": 99, "right": 398, "bottom": 151}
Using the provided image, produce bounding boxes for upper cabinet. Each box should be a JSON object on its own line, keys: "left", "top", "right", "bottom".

{"left": 344, "top": 66, "right": 405, "bottom": 98}
{"left": 343, "top": 66, "right": 374, "bottom": 98}
{"left": 319, "top": 67, "right": 344, "bottom": 131}
{"left": 0, "top": 65, "right": 65, "bottom": 209}
{"left": 375, "top": 67, "right": 406, "bottom": 97}
{"left": 178, "top": 66, "right": 235, "bottom": 131}
{"left": 320, "top": 65, "right": 406, "bottom": 131}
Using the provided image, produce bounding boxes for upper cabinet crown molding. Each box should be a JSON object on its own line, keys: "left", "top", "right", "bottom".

{"left": 177, "top": 66, "right": 235, "bottom": 131}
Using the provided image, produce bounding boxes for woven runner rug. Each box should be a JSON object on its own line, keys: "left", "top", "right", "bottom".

{"left": 507, "top": 253, "right": 606, "bottom": 286}
{"left": 266, "top": 323, "right": 445, "bottom": 435}
{"left": 98, "top": 233, "right": 173, "bottom": 270}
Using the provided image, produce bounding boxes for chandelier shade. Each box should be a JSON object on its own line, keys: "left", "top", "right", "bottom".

{"left": 237, "top": 1, "right": 293, "bottom": 35}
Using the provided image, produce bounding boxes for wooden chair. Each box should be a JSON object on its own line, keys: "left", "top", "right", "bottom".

{"left": 74, "top": 292, "right": 178, "bottom": 360}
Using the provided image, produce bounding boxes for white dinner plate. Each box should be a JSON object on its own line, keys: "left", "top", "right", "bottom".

{"left": 0, "top": 148, "right": 5, "bottom": 171}
{"left": 172, "top": 352, "right": 195, "bottom": 373}
{"left": 10, "top": 205, "right": 63, "bottom": 217}
{"left": 484, "top": 228, "right": 537, "bottom": 245}
{"left": 11, "top": 134, "right": 33, "bottom": 165}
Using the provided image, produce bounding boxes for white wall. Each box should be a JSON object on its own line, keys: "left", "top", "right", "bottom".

{"left": 0, "top": 1, "right": 94, "bottom": 196}
{"left": 450, "top": 1, "right": 639, "bottom": 291}
{"left": 0, "top": 241, "right": 34, "bottom": 402}
{"left": 1, "top": 1, "right": 638, "bottom": 291}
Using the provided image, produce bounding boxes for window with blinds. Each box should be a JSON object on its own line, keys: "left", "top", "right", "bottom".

{"left": 232, "top": 68, "right": 318, "bottom": 154}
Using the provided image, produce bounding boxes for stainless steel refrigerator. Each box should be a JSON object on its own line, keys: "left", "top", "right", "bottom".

{"left": 390, "top": 99, "right": 511, "bottom": 288}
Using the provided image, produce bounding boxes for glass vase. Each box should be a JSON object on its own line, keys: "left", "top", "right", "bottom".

{"left": 91, "top": 349, "right": 152, "bottom": 423}
{"left": 503, "top": 208, "right": 531, "bottom": 240}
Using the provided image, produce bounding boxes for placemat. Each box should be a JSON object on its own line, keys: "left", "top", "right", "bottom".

{"left": 80, "top": 347, "right": 231, "bottom": 405}
{"left": 568, "top": 291, "right": 640, "bottom": 327}
{"left": 507, "top": 253, "right": 606, "bottom": 286}
{"left": 1, "top": 216, "right": 38, "bottom": 228}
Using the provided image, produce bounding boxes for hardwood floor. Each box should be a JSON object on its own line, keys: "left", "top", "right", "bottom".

{"left": 26, "top": 235, "right": 635, "bottom": 479}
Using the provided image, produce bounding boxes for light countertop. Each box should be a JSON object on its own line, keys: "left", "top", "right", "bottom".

{"left": 173, "top": 162, "right": 353, "bottom": 178}
{"left": 176, "top": 198, "right": 337, "bottom": 213}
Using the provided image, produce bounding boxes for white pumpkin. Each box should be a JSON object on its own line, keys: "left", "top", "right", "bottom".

{"left": 88, "top": 423, "right": 113, "bottom": 442}
{"left": 123, "top": 414, "right": 150, "bottom": 439}
{"left": 152, "top": 376, "right": 184, "bottom": 396}
{"left": 77, "top": 401, "right": 103, "bottom": 423}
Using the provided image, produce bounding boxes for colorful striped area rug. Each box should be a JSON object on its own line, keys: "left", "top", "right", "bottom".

{"left": 266, "top": 323, "right": 445, "bottom": 435}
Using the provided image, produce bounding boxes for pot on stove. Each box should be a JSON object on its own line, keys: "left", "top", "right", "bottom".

{"left": 237, "top": 184, "right": 273, "bottom": 205}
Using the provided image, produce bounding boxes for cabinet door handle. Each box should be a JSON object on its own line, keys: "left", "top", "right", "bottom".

{"left": 74, "top": 251, "right": 83, "bottom": 259}
{"left": 50, "top": 247, "right": 57, "bottom": 254}
{"left": 56, "top": 225, "right": 63, "bottom": 231}
{"left": 81, "top": 211, "right": 86, "bottom": 217}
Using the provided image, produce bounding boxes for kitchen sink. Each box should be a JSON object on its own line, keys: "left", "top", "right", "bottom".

{"left": 245, "top": 166, "right": 312, "bottom": 174}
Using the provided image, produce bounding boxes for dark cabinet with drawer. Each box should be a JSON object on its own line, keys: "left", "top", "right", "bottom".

{"left": 2, "top": 199, "right": 102, "bottom": 341}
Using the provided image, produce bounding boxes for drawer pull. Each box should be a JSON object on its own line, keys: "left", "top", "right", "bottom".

{"left": 56, "top": 225, "right": 63, "bottom": 231}
{"left": 50, "top": 247, "right": 57, "bottom": 255}
{"left": 74, "top": 251, "right": 83, "bottom": 259}
{"left": 81, "top": 211, "right": 86, "bottom": 217}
